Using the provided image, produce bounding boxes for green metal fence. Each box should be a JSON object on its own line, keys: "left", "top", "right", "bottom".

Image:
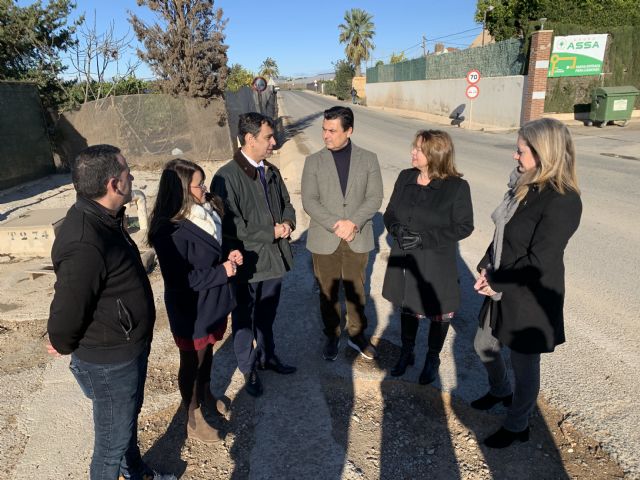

{"left": 367, "top": 38, "right": 525, "bottom": 83}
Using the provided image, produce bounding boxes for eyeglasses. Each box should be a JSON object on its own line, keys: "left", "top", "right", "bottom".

{"left": 515, "top": 145, "right": 536, "bottom": 157}
{"left": 190, "top": 182, "right": 207, "bottom": 190}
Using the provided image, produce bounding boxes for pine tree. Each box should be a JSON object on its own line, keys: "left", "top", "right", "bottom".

{"left": 129, "top": 0, "right": 228, "bottom": 99}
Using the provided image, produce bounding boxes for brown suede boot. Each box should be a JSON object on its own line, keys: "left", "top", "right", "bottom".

{"left": 187, "top": 407, "right": 222, "bottom": 444}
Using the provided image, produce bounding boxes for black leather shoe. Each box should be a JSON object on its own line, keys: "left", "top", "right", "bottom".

{"left": 258, "top": 356, "right": 297, "bottom": 374}
{"left": 120, "top": 464, "right": 177, "bottom": 480}
{"left": 323, "top": 337, "right": 340, "bottom": 361}
{"left": 390, "top": 350, "right": 415, "bottom": 377}
{"left": 484, "top": 426, "right": 529, "bottom": 448}
{"left": 471, "top": 392, "right": 513, "bottom": 410}
{"left": 418, "top": 354, "right": 440, "bottom": 385}
{"left": 244, "top": 370, "right": 263, "bottom": 397}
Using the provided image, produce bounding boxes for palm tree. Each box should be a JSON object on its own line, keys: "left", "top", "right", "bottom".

{"left": 338, "top": 8, "right": 375, "bottom": 76}
{"left": 259, "top": 57, "right": 279, "bottom": 80}
{"left": 389, "top": 52, "right": 407, "bottom": 64}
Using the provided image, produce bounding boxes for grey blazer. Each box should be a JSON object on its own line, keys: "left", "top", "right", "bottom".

{"left": 301, "top": 143, "right": 383, "bottom": 254}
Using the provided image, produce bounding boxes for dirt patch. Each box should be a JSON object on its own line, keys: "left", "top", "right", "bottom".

{"left": 0, "top": 281, "right": 626, "bottom": 478}
{"left": 320, "top": 364, "right": 624, "bottom": 480}
{"left": 0, "top": 318, "right": 49, "bottom": 373}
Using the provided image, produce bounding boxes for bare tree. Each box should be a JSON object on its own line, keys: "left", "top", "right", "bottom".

{"left": 129, "top": 0, "right": 228, "bottom": 100}
{"left": 68, "top": 12, "right": 141, "bottom": 103}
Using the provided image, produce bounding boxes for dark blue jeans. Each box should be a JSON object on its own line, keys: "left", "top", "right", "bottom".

{"left": 70, "top": 345, "right": 150, "bottom": 480}
{"left": 232, "top": 277, "right": 282, "bottom": 374}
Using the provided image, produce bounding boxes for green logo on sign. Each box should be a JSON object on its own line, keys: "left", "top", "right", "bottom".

{"left": 565, "top": 41, "right": 600, "bottom": 50}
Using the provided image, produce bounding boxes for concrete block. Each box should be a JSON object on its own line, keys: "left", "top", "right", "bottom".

{"left": 0, "top": 208, "right": 67, "bottom": 257}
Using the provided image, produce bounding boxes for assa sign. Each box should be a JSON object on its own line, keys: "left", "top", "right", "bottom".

{"left": 548, "top": 34, "right": 608, "bottom": 78}
{"left": 565, "top": 40, "right": 601, "bottom": 50}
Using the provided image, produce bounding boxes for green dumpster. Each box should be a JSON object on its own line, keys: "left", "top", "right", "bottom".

{"left": 589, "top": 86, "right": 639, "bottom": 127}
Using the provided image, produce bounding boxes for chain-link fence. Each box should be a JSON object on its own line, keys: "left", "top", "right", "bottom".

{"left": 367, "top": 39, "right": 525, "bottom": 83}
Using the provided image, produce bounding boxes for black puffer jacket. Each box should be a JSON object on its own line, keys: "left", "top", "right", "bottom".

{"left": 48, "top": 196, "right": 156, "bottom": 363}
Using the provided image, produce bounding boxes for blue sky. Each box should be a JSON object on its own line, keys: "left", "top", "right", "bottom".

{"left": 24, "top": 0, "right": 482, "bottom": 79}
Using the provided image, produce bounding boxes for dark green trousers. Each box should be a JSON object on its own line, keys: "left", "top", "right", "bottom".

{"left": 312, "top": 240, "right": 369, "bottom": 339}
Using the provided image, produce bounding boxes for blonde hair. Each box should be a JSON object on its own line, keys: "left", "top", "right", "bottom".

{"left": 515, "top": 118, "right": 580, "bottom": 201}
{"left": 413, "top": 130, "right": 462, "bottom": 179}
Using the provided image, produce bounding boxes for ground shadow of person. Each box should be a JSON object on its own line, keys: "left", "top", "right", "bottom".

{"left": 375, "top": 225, "right": 462, "bottom": 478}
{"left": 252, "top": 218, "right": 377, "bottom": 480}
{"left": 140, "top": 403, "right": 188, "bottom": 477}
{"left": 449, "top": 249, "right": 570, "bottom": 479}
{"left": 304, "top": 211, "right": 385, "bottom": 478}
{"left": 226, "top": 230, "right": 348, "bottom": 478}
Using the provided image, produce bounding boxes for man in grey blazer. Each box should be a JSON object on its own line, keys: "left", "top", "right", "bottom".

{"left": 301, "top": 106, "right": 383, "bottom": 361}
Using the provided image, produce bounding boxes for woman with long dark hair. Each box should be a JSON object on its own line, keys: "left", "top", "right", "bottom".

{"left": 472, "top": 118, "right": 582, "bottom": 448}
{"left": 383, "top": 130, "right": 474, "bottom": 384}
{"left": 148, "top": 159, "right": 243, "bottom": 444}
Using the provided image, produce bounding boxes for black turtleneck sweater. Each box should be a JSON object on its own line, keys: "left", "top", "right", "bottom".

{"left": 330, "top": 140, "right": 351, "bottom": 196}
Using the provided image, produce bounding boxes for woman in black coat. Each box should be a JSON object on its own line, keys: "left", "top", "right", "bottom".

{"left": 148, "top": 159, "right": 243, "bottom": 444}
{"left": 472, "top": 118, "right": 582, "bottom": 448}
{"left": 383, "top": 130, "right": 474, "bottom": 384}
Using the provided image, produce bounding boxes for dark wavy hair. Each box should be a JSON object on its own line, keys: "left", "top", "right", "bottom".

{"left": 147, "top": 158, "right": 223, "bottom": 247}
{"left": 413, "top": 130, "right": 462, "bottom": 179}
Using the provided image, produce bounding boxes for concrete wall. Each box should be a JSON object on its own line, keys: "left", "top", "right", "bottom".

{"left": 365, "top": 76, "right": 525, "bottom": 128}
{"left": 352, "top": 76, "right": 366, "bottom": 100}
{"left": 0, "top": 83, "right": 54, "bottom": 190}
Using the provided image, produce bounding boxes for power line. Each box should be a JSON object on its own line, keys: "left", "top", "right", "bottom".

{"left": 369, "top": 41, "right": 423, "bottom": 62}
{"left": 368, "top": 26, "right": 483, "bottom": 62}
{"left": 426, "top": 26, "right": 482, "bottom": 42}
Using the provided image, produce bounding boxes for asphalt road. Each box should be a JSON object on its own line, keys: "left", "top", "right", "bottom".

{"left": 279, "top": 89, "right": 640, "bottom": 474}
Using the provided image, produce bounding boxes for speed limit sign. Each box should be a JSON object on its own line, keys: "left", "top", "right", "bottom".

{"left": 466, "top": 84, "right": 480, "bottom": 100}
{"left": 466, "top": 69, "right": 481, "bottom": 84}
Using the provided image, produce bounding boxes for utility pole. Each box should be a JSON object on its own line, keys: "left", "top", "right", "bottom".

{"left": 482, "top": 6, "right": 494, "bottom": 46}
{"left": 422, "top": 35, "right": 427, "bottom": 57}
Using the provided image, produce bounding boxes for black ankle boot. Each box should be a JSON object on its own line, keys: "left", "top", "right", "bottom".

{"left": 392, "top": 312, "right": 418, "bottom": 377}
{"left": 391, "top": 350, "right": 415, "bottom": 377}
{"left": 419, "top": 353, "right": 440, "bottom": 384}
{"left": 471, "top": 392, "right": 513, "bottom": 410}
{"left": 418, "top": 320, "right": 450, "bottom": 385}
{"left": 484, "top": 426, "right": 530, "bottom": 448}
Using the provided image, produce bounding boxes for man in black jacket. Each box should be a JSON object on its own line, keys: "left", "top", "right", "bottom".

{"left": 47, "top": 145, "right": 174, "bottom": 480}
{"left": 212, "top": 113, "right": 296, "bottom": 398}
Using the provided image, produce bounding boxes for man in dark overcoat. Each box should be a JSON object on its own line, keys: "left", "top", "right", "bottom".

{"left": 211, "top": 112, "right": 297, "bottom": 397}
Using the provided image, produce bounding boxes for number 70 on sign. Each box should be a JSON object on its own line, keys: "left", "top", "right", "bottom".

{"left": 466, "top": 69, "right": 481, "bottom": 84}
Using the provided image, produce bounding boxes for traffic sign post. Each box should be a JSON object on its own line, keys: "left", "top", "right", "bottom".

{"left": 465, "top": 69, "right": 481, "bottom": 128}
{"left": 252, "top": 76, "right": 268, "bottom": 114}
